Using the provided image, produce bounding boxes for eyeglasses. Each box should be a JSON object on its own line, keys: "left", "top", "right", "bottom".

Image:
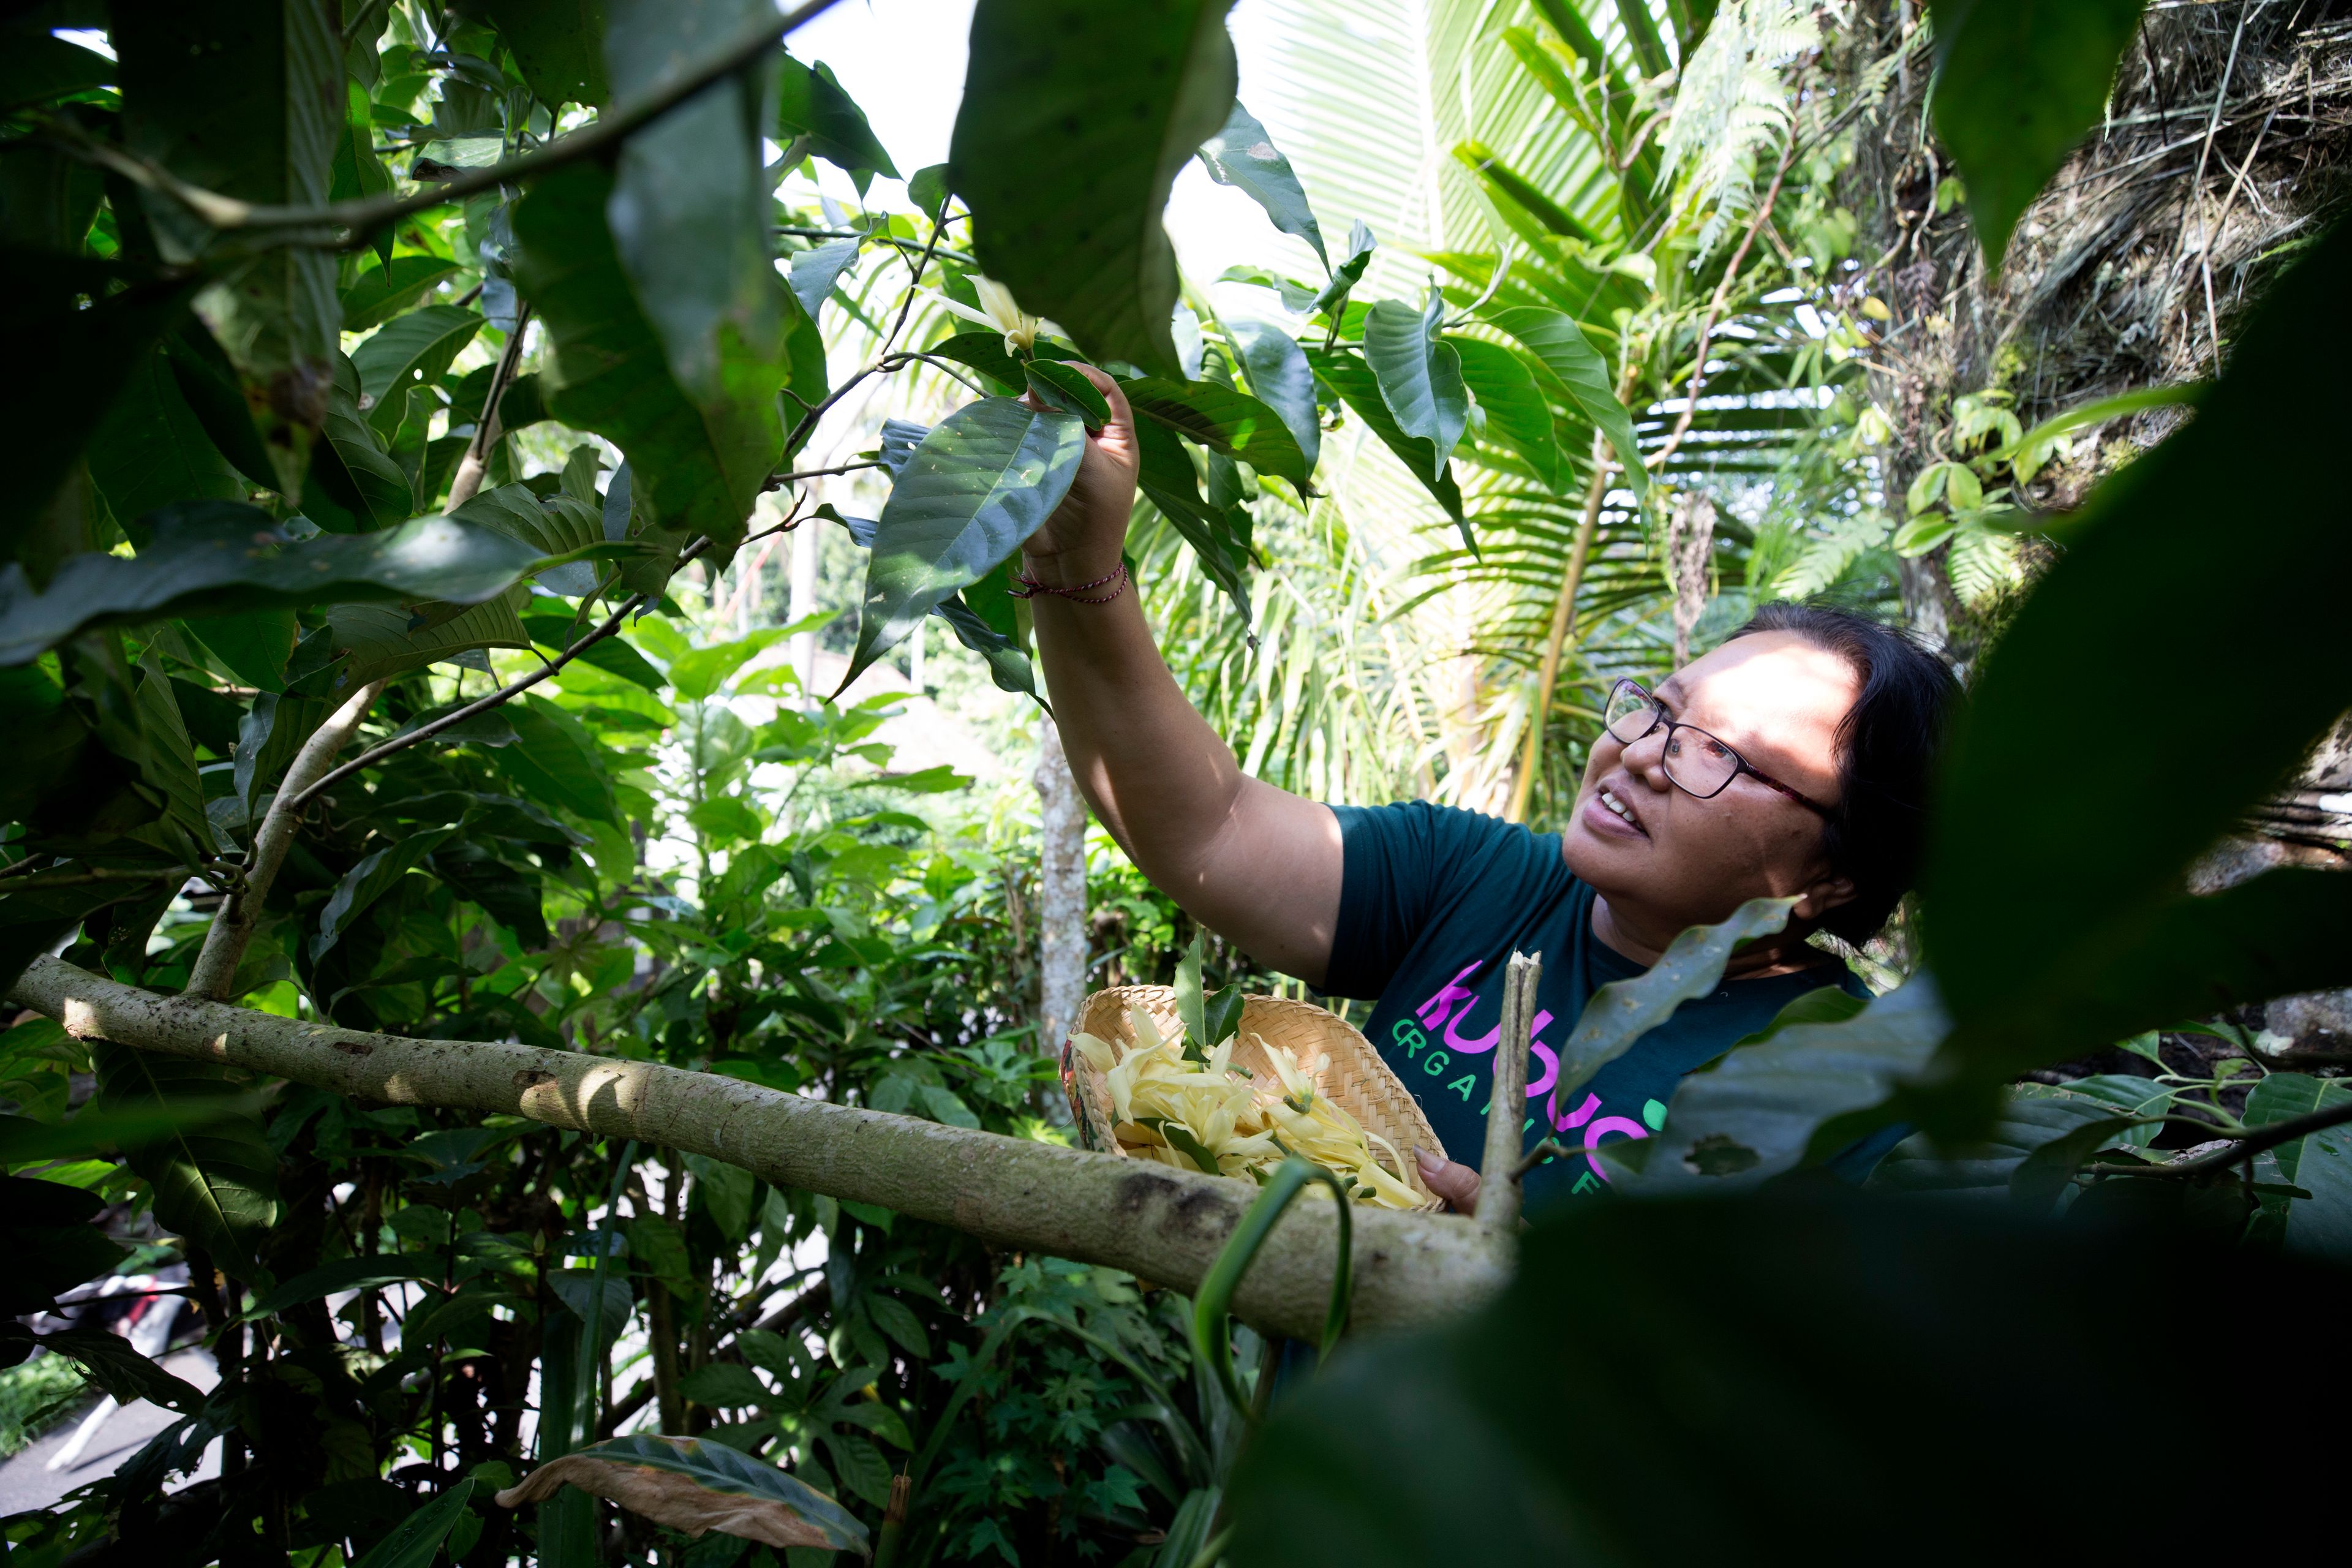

{"left": 1600, "top": 678, "right": 1835, "bottom": 816}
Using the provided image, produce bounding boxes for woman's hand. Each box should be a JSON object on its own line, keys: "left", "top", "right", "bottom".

{"left": 1415, "top": 1147, "right": 1482, "bottom": 1213}
{"left": 1020, "top": 364, "right": 1140, "bottom": 588}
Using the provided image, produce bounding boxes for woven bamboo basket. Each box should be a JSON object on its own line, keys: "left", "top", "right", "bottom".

{"left": 1058, "top": 984, "right": 1447, "bottom": 1210}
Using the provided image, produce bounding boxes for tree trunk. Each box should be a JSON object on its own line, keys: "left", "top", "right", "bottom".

{"left": 1033, "top": 718, "right": 1087, "bottom": 1057}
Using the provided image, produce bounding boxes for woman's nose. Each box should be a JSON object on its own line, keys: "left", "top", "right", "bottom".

{"left": 1619, "top": 726, "right": 1672, "bottom": 787}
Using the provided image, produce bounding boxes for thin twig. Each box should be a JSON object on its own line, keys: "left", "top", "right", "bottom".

{"left": 2183, "top": 0, "right": 2256, "bottom": 363}
{"left": 184, "top": 679, "right": 386, "bottom": 1000}
{"left": 774, "top": 460, "right": 888, "bottom": 483}
{"left": 445, "top": 303, "right": 534, "bottom": 511}
{"left": 778, "top": 210, "right": 957, "bottom": 458}
{"left": 2084, "top": 1098, "right": 2352, "bottom": 1182}
{"left": 0, "top": 867, "right": 187, "bottom": 892}
{"left": 287, "top": 537, "right": 715, "bottom": 812}
{"left": 39, "top": 0, "right": 849, "bottom": 250}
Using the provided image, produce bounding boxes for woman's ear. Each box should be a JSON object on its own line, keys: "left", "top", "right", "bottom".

{"left": 1793, "top": 873, "right": 1856, "bottom": 924}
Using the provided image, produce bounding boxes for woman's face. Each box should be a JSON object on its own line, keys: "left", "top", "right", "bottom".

{"left": 1561, "top": 631, "right": 1860, "bottom": 949}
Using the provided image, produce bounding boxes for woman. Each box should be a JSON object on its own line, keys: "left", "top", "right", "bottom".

{"left": 1020, "top": 368, "right": 1959, "bottom": 1209}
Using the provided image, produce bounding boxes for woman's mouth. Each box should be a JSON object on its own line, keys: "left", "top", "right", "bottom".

{"left": 1584, "top": 784, "right": 1649, "bottom": 839}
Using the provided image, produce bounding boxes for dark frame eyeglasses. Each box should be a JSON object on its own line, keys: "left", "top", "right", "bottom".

{"left": 1602, "top": 678, "right": 1836, "bottom": 817}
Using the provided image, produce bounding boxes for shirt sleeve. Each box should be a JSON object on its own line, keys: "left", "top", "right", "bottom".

{"left": 1323, "top": 802, "right": 1520, "bottom": 1000}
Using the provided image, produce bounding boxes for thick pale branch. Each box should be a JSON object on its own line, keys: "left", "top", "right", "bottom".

{"left": 10, "top": 957, "right": 1507, "bottom": 1340}
{"left": 1476, "top": 951, "right": 1541, "bottom": 1233}
{"left": 184, "top": 679, "right": 385, "bottom": 1000}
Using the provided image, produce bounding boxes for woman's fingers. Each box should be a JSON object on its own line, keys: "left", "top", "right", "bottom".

{"left": 1414, "top": 1146, "right": 1482, "bottom": 1213}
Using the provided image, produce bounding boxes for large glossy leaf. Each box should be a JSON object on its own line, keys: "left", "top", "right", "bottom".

{"left": 1868, "top": 1091, "right": 2139, "bottom": 1207}
{"left": 307, "top": 354, "right": 415, "bottom": 532}
{"left": 1133, "top": 418, "right": 1252, "bottom": 628}
{"left": 1121, "top": 377, "right": 1311, "bottom": 488}
{"left": 35, "top": 1327, "right": 204, "bottom": 1413}
{"left": 1, "top": 258, "right": 197, "bottom": 562}
{"left": 1362, "top": 293, "right": 1466, "bottom": 481}
{"left": 88, "top": 347, "right": 250, "bottom": 526}
{"left": 1544, "top": 898, "right": 1796, "bottom": 1129}
{"left": 787, "top": 237, "right": 861, "bottom": 320}
{"left": 1227, "top": 1192, "right": 2347, "bottom": 1566}
{"left": 162, "top": 315, "right": 280, "bottom": 492}
{"left": 1196, "top": 98, "right": 1325, "bottom": 266}
{"left": 0, "top": 34, "right": 114, "bottom": 108}
{"left": 1304, "top": 345, "right": 1468, "bottom": 544}
{"left": 114, "top": 0, "right": 342, "bottom": 494}
{"left": 1485, "top": 304, "right": 1645, "bottom": 498}
{"left": 513, "top": 160, "right": 777, "bottom": 567}
{"left": 484, "top": 0, "right": 609, "bottom": 107}
{"left": 775, "top": 55, "right": 899, "bottom": 186}
{"left": 2244, "top": 1072, "right": 2352, "bottom": 1262}
{"left": 92, "top": 1038, "right": 278, "bottom": 1281}
{"left": 1928, "top": 0, "right": 2147, "bottom": 268}
{"left": 499, "top": 696, "right": 619, "bottom": 823}
{"left": 1926, "top": 226, "right": 2352, "bottom": 1106}
{"left": 326, "top": 591, "right": 533, "bottom": 689}
{"left": 312, "top": 827, "right": 459, "bottom": 960}
{"left": 842, "top": 398, "right": 1085, "bottom": 690}
{"left": 1450, "top": 337, "right": 1564, "bottom": 493}
{"left": 340, "top": 256, "right": 465, "bottom": 333}
{"left": 352, "top": 304, "right": 481, "bottom": 435}
{"left": 497, "top": 1434, "right": 868, "bottom": 1553}
{"left": 356, "top": 1479, "right": 477, "bottom": 1568}
{"left": 952, "top": 0, "right": 1238, "bottom": 374}
{"left": 0, "top": 503, "right": 541, "bottom": 666}
{"left": 932, "top": 591, "right": 1038, "bottom": 702}
{"left": 1228, "top": 318, "right": 1319, "bottom": 471}
{"left": 1616, "top": 977, "right": 1954, "bottom": 1193}
{"left": 243, "top": 1256, "right": 442, "bottom": 1321}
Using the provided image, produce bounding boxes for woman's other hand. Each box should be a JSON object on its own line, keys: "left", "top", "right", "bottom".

{"left": 1020, "top": 363, "right": 1139, "bottom": 587}
{"left": 1414, "top": 1147, "right": 1481, "bottom": 1212}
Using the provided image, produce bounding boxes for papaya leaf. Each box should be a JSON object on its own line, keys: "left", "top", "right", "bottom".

{"left": 1927, "top": 0, "right": 2147, "bottom": 270}
{"left": 92, "top": 1038, "right": 278, "bottom": 1281}
{"left": 841, "top": 398, "right": 1085, "bottom": 692}
{"left": 952, "top": 0, "right": 1238, "bottom": 374}
{"left": 1196, "top": 99, "right": 1325, "bottom": 266}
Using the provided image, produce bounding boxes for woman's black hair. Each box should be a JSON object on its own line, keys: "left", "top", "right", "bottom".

{"left": 1732, "top": 602, "right": 1961, "bottom": 944}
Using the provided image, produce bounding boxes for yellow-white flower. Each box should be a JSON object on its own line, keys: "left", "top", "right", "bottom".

{"left": 930, "top": 273, "right": 1043, "bottom": 355}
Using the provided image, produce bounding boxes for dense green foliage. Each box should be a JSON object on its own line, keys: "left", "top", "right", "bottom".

{"left": 1, "top": 0, "right": 2347, "bottom": 1565}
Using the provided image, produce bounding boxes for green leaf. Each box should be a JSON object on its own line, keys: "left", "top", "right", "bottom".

{"left": 162, "top": 315, "right": 281, "bottom": 493}
{"left": 821, "top": 1430, "right": 892, "bottom": 1509}
{"left": 921, "top": 330, "right": 1088, "bottom": 394}
{"left": 0, "top": 34, "right": 115, "bottom": 109}
{"left": 787, "top": 237, "right": 862, "bottom": 320}
{"left": 0, "top": 1219, "right": 124, "bottom": 1317}
{"left": 351, "top": 305, "right": 482, "bottom": 435}
{"left": 34, "top": 1327, "right": 203, "bottom": 1414}
{"left": 678, "top": 1362, "right": 772, "bottom": 1410}
{"left": 1868, "top": 1092, "right": 2137, "bottom": 1208}
{"left": 1025, "top": 360, "right": 1112, "bottom": 430}
{"left": 1196, "top": 98, "right": 1325, "bottom": 266}
{"left": 513, "top": 160, "right": 778, "bottom": 568}
{"left": 932, "top": 592, "right": 1038, "bottom": 703}
{"left": 1226, "top": 1191, "right": 2338, "bottom": 1565}
{"left": 523, "top": 612, "right": 665, "bottom": 691}
{"left": 115, "top": 0, "right": 342, "bottom": 497}
{"left": 483, "top": 0, "right": 609, "bottom": 107}
{"left": 1618, "top": 978, "right": 1953, "bottom": 1193}
{"left": 2244, "top": 1073, "right": 2352, "bottom": 1262}
{"left": 243, "top": 1256, "right": 440, "bottom": 1321}
{"left": 1228, "top": 318, "right": 1319, "bottom": 472}
{"left": 865, "top": 1294, "right": 931, "bottom": 1359}
{"left": 133, "top": 647, "right": 214, "bottom": 856}
{"left": 88, "top": 346, "right": 249, "bottom": 529}
{"left": 687, "top": 1152, "right": 756, "bottom": 1242}
{"left": 1305, "top": 345, "right": 1469, "bottom": 546}
{"left": 1121, "top": 376, "right": 1311, "bottom": 488}
{"left": 1308, "top": 219, "right": 1375, "bottom": 319}
{"left": 339, "top": 256, "right": 466, "bottom": 334}
{"left": 509, "top": 1434, "right": 868, "bottom": 1553}
{"left": 1927, "top": 0, "right": 2147, "bottom": 269}
{"left": 1132, "top": 418, "right": 1253, "bottom": 628}
{"left": 1455, "top": 139, "right": 1596, "bottom": 244}
{"left": 550, "top": 1269, "right": 633, "bottom": 1342}
{"left": 776, "top": 55, "right": 899, "bottom": 184}
{"left": 499, "top": 696, "right": 618, "bottom": 823}
{"left": 1485, "top": 304, "right": 1645, "bottom": 498}
{"left": 0, "top": 504, "right": 540, "bottom": 668}
{"left": 1450, "top": 338, "right": 1564, "bottom": 492}
{"left": 1544, "top": 898, "right": 1797, "bottom": 1123}
{"left": 312, "top": 827, "right": 459, "bottom": 960}
{"left": 1362, "top": 293, "right": 1466, "bottom": 482}
{"left": 1927, "top": 225, "right": 2352, "bottom": 1104}
{"left": 326, "top": 591, "right": 533, "bottom": 689}
{"left": 354, "top": 1479, "right": 475, "bottom": 1568}
{"left": 307, "top": 353, "right": 415, "bottom": 532}
{"left": 952, "top": 0, "right": 1239, "bottom": 374}
{"left": 92, "top": 1038, "right": 278, "bottom": 1281}
{"left": 842, "top": 398, "right": 1085, "bottom": 692}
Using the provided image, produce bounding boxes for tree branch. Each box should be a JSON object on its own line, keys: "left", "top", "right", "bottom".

{"left": 8, "top": 956, "right": 1506, "bottom": 1341}
{"left": 445, "top": 303, "right": 535, "bottom": 511}
{"left": 1476, "top": 951, "right": 1541, "bottom": 1233}
{"left": 184, "top": 679, "right": 385, "bottom": 1001}
{"left": 42, "top": 0, "right": 848, "bottom": 250}
{"left": 2086, "top": 1098, "right": 2352, "bottom": 1182}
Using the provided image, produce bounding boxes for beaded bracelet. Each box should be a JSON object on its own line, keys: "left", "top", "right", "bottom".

{"left": 1006, "top": 563, "right": 1131, "bottom": 604}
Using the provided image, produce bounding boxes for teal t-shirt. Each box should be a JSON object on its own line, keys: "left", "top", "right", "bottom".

{"left": 1324, "top": 802, "right": 1866, "bottom": 1212}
